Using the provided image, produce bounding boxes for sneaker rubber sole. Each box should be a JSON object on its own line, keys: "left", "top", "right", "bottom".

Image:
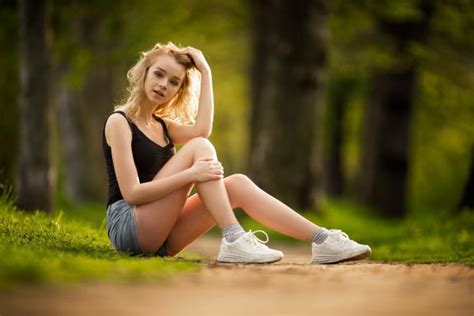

{"left": 312, "top": 246, "right": 371, "bottom": 264}
{"left": 217, "top": 254, "right": 283, "bottom": 264}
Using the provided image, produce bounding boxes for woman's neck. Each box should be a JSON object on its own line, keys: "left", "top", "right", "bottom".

{"left": 135, "top": 99, "right": 159, "bottom": 125}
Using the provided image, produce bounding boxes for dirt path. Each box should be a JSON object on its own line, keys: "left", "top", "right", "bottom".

{"left": 1, "top": 236, "right": 473, "bottom": 315}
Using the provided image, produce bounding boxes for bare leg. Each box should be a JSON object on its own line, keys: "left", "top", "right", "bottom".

{"left": 165, "top": 174, "right": 371, "bottom": 265}
{"left": 135, "top": 137, "right": 238, "bottom": 254}
{"left": 165, "top": 193, "right": 215, "bottom": 256}
{"left": 225, "top": 174, "right": 319, "bottom": 241}
{"left": 166, "top": 174, "right": 320, "bottom": 256}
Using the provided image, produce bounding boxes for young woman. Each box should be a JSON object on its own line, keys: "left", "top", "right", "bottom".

{"left": 103, "top": 42, "right": 371, "bottom": 264}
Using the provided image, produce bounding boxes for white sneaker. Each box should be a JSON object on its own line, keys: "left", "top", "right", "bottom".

{"left": 312, "top": 229, "right": 371, "bottom": 264}
{"left": 217, "top": 230, "right": 284, "bottom": 264}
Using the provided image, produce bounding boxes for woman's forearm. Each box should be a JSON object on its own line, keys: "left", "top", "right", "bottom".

{"left": 123, "top": 168, "right": 195, "bottom": 205}
{"left": 194, "top": 69, "right": 214, "bottom": 137}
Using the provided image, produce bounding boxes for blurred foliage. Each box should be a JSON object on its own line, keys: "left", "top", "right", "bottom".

{"left": 326, "top": 0, "right": 474, "bottom": 214}
{"left": 0, "top": 0, "right": 472, "bottom": 216}
{"left": 0, "top": 1, "right": 471, "bottom": 289}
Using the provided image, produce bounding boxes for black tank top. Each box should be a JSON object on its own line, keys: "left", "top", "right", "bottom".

{"left": 103, "top": 111, "right": 175, "bottom": 206}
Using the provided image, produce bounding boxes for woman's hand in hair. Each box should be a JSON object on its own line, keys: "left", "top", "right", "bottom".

{"left": 184, "top": 47, "right": 210, "bottom": 74}
{"left": 190, "top": 156, "right": 224, "bottom": 182}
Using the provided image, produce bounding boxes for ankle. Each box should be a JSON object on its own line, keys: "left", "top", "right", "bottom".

{"left": 222, "top": 223, "right": 245, "bottom": 242}
{"left": 311, "top": 227, "right": 329, "bottom": 244}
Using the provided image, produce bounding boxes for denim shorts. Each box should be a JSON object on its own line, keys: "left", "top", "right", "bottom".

{"left": 106, "top": 199, "right": 167, "bottom": 257}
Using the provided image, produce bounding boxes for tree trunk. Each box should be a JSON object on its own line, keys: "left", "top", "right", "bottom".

{"left": 456, "top": 145, "right": 474, "bottom": 212}
{"left": 358, "top": 2, "right": 433, "bottom": 218}
{"left": 323, "top": 77, "right": 356, "bottom": 197}
{"left": 56, "top": 58, "right": 113, "bottom": 203}
{"left": 249, "top": 0, "right": 328, "bottom": 210}
{"left": 0, "top": 1, "right": 20, "bottom": 197}
{"left": 360, "top": 69, "right": 416, "bottom": 218}
{"left": 16, "top": 0, "right": 52, "bottom": 212}
{"left": 56, "top": 65, "right": 88, "bottom": 203}
{"left": 53, "top": 8, "right": 119, "bottom": 204}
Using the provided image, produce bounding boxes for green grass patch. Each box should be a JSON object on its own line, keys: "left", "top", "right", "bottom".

{"left": 0, "top": 198, "right": 198, "bottom": 288}
{"left": 240, "top": 199, "right": 474, "bottom": 266}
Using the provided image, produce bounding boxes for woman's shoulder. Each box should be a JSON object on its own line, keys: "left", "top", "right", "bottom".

{"left": 105, "top": 112, "right": 133, "bottom": 139}
{"left": 106, "top": 111, "right": 132, "bottom": 126}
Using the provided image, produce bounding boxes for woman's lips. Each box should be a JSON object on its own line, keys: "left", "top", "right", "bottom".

{"left": 153, "top": 90, "right": 164, "bottom": 98}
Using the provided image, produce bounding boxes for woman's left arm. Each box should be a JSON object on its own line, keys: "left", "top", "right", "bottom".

{"left": 166, "top": 47, "right": 214, "bottom": 144}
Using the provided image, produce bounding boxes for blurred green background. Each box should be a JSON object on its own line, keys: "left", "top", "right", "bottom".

{"left": 0, "top": 0, "right": 473, "bottom": 285}
{"left": 1, "top": 0, "right": 472, "bottom": 216}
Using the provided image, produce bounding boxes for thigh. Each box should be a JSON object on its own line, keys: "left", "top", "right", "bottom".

{"left": 134, "top": 137, "right": 215, "bottom": 254}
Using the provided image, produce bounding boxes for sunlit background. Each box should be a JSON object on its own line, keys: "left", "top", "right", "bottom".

{"left": 0, "top": 0, "right": 473, "bottom": 288}
{"left": 1, "top": 0, "right": 473, "bottom": 219}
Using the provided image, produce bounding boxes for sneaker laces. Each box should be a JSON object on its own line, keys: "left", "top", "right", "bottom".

{"left": 246, "top": 230, "right": 270, "bottom": 250}
{"left": 329, "top": 229, "right": 349, "bottom": 239}
{"left": 328, "top": 229, "right": 353, "bottom": 246}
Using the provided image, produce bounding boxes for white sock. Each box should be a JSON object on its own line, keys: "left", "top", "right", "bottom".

{"left": 222, "top": 223, "right": 245, "bottom": 242}
{"left": 312, "top": 227, "right": 329, "bottom": 244}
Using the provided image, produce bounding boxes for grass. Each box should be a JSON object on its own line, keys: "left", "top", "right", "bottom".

{"left": 1, "top": 194, "right": 472, "bottom": 289}
{"left": 240, "top": 199, "right": 474, "bottom": 266}
{"left": 0, "top": 196, "right": 199, "bottom": 289}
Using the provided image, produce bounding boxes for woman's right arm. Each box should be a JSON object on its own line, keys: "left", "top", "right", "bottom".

{"left": 105, "top": 114, "right": 222, "bottom": 205}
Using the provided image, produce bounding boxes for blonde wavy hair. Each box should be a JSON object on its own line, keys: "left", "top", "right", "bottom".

{"left": 115, "top": 42, "right": 200, "bottom": 123}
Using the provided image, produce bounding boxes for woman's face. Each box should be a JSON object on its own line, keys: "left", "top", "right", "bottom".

{"left": 144, "top": 54, "right": 186, "bottom": 105}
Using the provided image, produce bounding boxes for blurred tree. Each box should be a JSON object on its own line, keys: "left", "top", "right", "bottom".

{"left": 359, "top": 1, "right": 434, "bottom": 218}
{"left": 16, "top": 0, "right": 52, "bottom": 212}
{"left": 0, "top": 0, "right": 19, "bottom": 196}
{"left": 456, "top": 144, "right": 474, "bottom": 212}
{"left": 328, "top": 0, "right": 474, "bottom": 216}
{"left": 322, "top": 76, "right": 358, "bottom": 197}
{"left": 249, "top": 0, "right": 328, "bottom": 211}
{"left": 52, "top": 1, "right": 124, "bottom": 204}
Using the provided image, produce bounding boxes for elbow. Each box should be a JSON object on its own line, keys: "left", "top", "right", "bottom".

{"left": 122, "top": 187, "right": 139, "bottom": 205}
{"left": 202, "top": 130, "right": 212, "bottom": 138}
{"left": 123, "top": 196, "right": 137, "bottom": 205}
{"left": 197, "top": 127, "right": 212, "bottom": 138}
{"left": 123, "top": 194, "right": 137, "bottom": 206}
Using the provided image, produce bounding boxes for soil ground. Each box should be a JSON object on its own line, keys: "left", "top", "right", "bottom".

{"left": 0, "top": 236, "right": 472, "bottom": 315}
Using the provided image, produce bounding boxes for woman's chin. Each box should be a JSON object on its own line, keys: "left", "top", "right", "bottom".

{"left": 145, "top": 96, "right": 165, "bottom": 106}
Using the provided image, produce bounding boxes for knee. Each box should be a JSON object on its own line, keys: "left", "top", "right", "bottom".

{"left": 225, "top": 173, "right": 253, "bottom": 189}
{"left": 225, "top": 174, "right": 253, "bottom": 208}
{"left": 186, "top": 137, "right": 215, "bottom": 152}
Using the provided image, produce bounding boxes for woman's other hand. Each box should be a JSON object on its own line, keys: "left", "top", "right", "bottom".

{"left": 184, "top": 47, "right": 210, "bottom": 74}
{"left": 190, "top": 156, "right": 224, "bottom": 182}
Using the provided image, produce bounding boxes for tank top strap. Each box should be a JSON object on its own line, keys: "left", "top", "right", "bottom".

{"left": 111, "top": 110, "right": 133, "bottom": 125}
{"left": 153, "top": 114, "right": 173, "bottom": 144}
{"left": 102, "top": 110, "right": 134, "bottom": 141}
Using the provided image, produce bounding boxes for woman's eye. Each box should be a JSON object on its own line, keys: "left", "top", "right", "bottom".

{"left": 171, "top": 81, "right": 179, "bottom": 86}
{"left": 154, "top": 72, "right": 163, "bottom": 78}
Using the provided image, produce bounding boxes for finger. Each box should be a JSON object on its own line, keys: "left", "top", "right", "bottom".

{"left": 211, "top": 168, "right": 223, "bottom": 175}
{"left": 210, "top": 167, "right": 220, "bottom": 173}
{"left": 198, "top": 156, "right": 215, "bottom": 161}
{"left": 204, "top": 174, "right": 222, "bottom": 181}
